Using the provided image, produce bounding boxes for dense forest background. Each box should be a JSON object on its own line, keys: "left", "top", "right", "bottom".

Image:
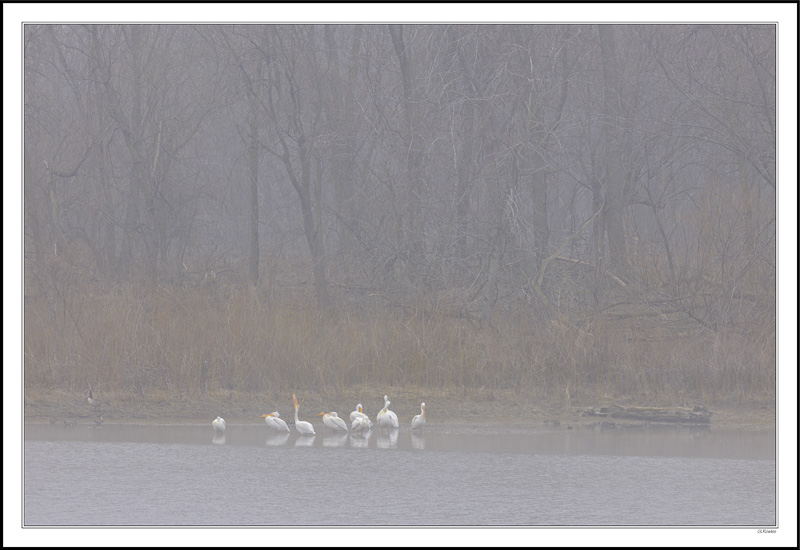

{"left": 22, "top": 24, "right": 776, "bottom": 406}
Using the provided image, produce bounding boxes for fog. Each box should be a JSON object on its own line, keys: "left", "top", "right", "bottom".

{"left": 22, "top": 24, "right": 776, "bottom": 404}
{"left": 24, "top": 23, "right": 775, "bottom": 308}
{"left": 13, "top": 14, "right": 788, "bottom": 544}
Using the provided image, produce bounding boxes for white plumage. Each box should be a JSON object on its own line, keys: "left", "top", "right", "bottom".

{"left": 260, "top": 411, "right": 290, "bottom": 433}
{"left": 292, "top": 394, "right": 316, "bottom": 435}
{"left": 318, "top": 411, "right": 348, "bottom": 433}
{"left": 351, "top": 415, "right": 371, "bottom": 435}
{"left": 411, "top": 402, "right": 426, "bottom": 430}
{"left": 377, "top": 395, "right": 399, "bottom": 429}
{"left": 212, "top": 416, "right": 226, "bottom": 433}
{"left": 350, "top": 403, "right": 373, "bottom": 428}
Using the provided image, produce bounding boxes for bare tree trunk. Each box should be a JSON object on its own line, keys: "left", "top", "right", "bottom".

{"left": 92, "top": 25, "right": 152, "bottom": 280}
{"left": 389, "top": 25, "right": 425, "bottom": 264}
{"left": 247, "top": 59, "right": 262, "bottom": 286}
{"left": 324, "top": 26, "right": 362, "bottom": 255}
{"left": 529, "top": 151, "right": 550, "bottom": 268}
{"left": 480, "top": 220, "right": 508, "bottom": 329}
{"left": 258, "top": 27, "right": 333, "bottom": 311}
{"left": 447, "top": 25, "right": 478, "bottom": 262}
{"left": 455, "top": 102, "right": 474, "bottom": 260}
{"left": 297, "top": 135, "right": 331, "bottom": 310}
{"left": 24, "top": 147, "right": 45, "bottom": 264}
{"left": 96, "top": 138, "right": 118, "bottom": 278}
{"left": 597, "top": 25, "right": 628, "bottom": 273}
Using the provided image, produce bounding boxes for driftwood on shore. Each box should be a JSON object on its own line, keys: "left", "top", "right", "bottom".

{"left": 582, "top": 405, "right": 712, "bottom": 424}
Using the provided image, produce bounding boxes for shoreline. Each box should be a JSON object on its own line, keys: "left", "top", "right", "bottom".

{"left": 23, "top": 389, "right": 776, "bottom": 431}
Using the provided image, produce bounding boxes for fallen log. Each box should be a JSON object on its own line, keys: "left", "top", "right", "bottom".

{"left": 582, "top": 405, "right": 712, "bottom": 424}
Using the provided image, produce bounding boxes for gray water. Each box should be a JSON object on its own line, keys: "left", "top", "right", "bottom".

{"left": 23, "top": 422, "right": 775, "bottom": 526}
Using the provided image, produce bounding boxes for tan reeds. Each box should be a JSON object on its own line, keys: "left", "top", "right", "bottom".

{"left": 24, "top": 273, "right": 775, "bottom": 408}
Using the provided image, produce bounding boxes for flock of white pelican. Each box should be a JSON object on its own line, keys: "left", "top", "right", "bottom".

{"left": 212, "top": 394, "right": 426, "bottom": 436}
{"left": 75, "top": 388, "right": 426, "bottom": 437}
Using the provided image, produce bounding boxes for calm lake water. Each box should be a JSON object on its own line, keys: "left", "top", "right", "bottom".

{"left": 23, "top": 422, "right": 775, "bottom": 527}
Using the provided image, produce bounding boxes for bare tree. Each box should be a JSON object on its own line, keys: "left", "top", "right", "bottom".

{"left": 597, "top": 25, "right": 630, "bottom": 274}
{"left": 261, "top": 26, "right": 332, "bottom": 310}
{"left": 388, "top": 25, "right": 426, "bottom": 266}
{"left": 322, "top": 25, "right": 367, "bottom": 257}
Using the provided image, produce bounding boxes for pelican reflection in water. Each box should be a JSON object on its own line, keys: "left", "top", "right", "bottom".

{"left": 377, "top": 427, "right": 399, "bottom": 449}
{"left": 322, "top": 432, "right": 349, "bottom": 448}
{"left": 265, "top": 432, "right": 290, "bottom": 446}
{"left": 350, "top": 432, "right": 370, "bottom": 449}
{"left": 294, "top": 435, "right": 316, "bottom": 447}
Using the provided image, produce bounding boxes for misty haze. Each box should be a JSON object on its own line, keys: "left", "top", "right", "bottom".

{"left": 22, "top": 23, "right": 776, "bottom": 528}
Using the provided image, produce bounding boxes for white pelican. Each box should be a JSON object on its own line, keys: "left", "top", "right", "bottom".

{"left": 212, "top": 416, "right": 226, "bottom": 433}
{"left": 411, "top": 402, "right": 426, "bottom": 430}
{"left": 87, "top": 389, "right": 109, "bottom": 411}
{"left": 260, "top": 411, "right": 290, "bottom": 433}
{"left": 351, "top": 414, "right": 371, "bottom": 435}
{"left": 318, "top": 411, "right": 348, "bottom": 433}
{"left": 292, "top": 394, "right": 316, "bottom": 435}
{"left": 350, "top": 403, "right": 373, "bottom": 428}
{"left": 377, "top": 395, "right": 399, "bottom": 429}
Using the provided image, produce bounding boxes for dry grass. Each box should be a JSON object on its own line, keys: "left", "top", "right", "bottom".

{"left": 23, "top": 270, "right": 775, "bottom": 413}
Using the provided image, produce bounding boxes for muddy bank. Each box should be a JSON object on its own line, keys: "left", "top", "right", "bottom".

{"left": 23, "top": 388, "right": 776, "bottom": 430}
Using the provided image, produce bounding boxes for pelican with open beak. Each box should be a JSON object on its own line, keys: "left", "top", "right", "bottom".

{"left": 293, "top": 394, "right": 316, "bottom": 435}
